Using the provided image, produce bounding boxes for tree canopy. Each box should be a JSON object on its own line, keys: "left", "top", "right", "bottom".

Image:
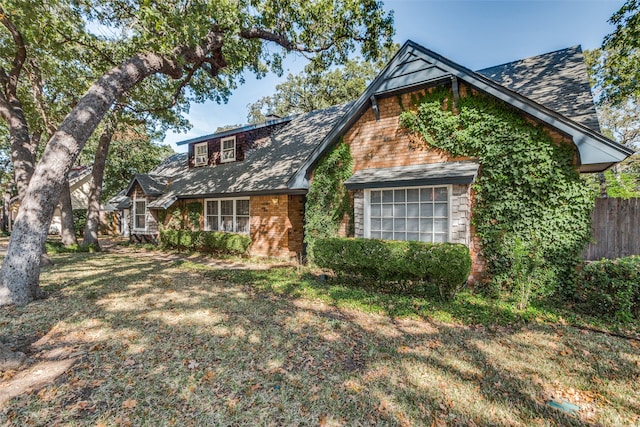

{"left": 247, "top": 45, "right": 398, "bottom": 123}
{"left": 597, "top": 0, "right": 640, "bottom": 106}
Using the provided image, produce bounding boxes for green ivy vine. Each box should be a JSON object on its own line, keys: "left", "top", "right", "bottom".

{"left": 400, "top": 88, "right": 594, "bottom": 297}
{"left": 304, "top": 139, "right": 354, "bottom": 261}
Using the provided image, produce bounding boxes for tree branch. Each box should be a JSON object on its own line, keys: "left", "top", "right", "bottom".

{"left": 25, "top": 62, "right": 57, "bottom": 139}
{"left": 0, "top": 7, "right": 27, "bottom": 96}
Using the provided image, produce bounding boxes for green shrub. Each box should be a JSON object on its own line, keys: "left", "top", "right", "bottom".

{"left": 492, "top": 234, "right": 554, "bottom": 309}
{"left": 574, "top": 256, "right": 640, "bottom": 322}
{"left": 160, "top": 230, "right": 251, "bottom": 255}
{"left": 314, "top": 237, "right": 471, "bottom": 301}
{"left": 72, "top": 209, "right": 87, "bottom": 236}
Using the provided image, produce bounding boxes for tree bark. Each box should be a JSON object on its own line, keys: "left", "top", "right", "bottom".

{"left": 82, "top": 123, "right": 115, "bottom": 248}
{"left": 59, "top": 177, "right": 77, "bottom": 246}
{"left": 0, "top": 52, "right": 184, "bottom": 306}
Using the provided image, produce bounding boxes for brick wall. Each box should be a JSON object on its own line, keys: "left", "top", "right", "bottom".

{"left": 343, "top": 91, "right": 470, "bottom": 172}
{"left": 344, "top": 90, "right": 474, "bottom": 268}
{"left": 249, "top": 194, "right": 304, "bottom": 259}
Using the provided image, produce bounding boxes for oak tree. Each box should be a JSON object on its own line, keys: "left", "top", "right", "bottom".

{"left": 0, "top": 0, "right": 394, "bottom": 306}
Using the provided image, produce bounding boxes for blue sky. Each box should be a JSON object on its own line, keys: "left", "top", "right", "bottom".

{"left": 164, "top": 0, "right": 625, "bottom": 152}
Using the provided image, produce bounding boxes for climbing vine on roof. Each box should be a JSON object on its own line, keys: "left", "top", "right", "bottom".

{"left": 400, "top": 88, "right": 594, "bottom": 298}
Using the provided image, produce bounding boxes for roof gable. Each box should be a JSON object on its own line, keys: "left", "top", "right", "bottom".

{"left": 289, "top": 40, "right": 633, "bottom": 187}
{"left": 375, "top": 50, "right": 452, "bottom": 94}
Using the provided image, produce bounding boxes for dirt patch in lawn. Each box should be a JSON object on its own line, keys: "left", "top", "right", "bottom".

{"left": 0, "top": 248, "right": 638, "bottom": 426}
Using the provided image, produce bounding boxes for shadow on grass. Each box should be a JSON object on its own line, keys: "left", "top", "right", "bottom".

{"left": 0, "top": 251, "right": 638, "bottom": 426}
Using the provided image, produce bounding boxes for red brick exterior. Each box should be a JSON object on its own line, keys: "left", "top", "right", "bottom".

{"left": 249, "top": 194, "right": 305, "bottom": 259}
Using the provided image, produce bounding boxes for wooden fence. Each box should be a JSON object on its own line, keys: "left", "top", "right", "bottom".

{"left": 583, "top": 198, "right": 640, "bottom": 261}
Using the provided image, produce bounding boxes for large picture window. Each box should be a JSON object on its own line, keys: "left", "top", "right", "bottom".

{"left": 133, "top": 199, "right": 147, "bottom": 231}
{"left": 205, "top": 198, "right": 250, "bottom": 233}
{"left": 366, "top": 186, "right": 449, "bottom": 243}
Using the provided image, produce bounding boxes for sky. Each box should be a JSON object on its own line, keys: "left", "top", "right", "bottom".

{"left": 164, "top": 0, "right": 625, "bottom": 152}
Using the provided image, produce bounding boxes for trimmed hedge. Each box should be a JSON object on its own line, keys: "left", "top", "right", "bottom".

{"left": 314, "top": 237, "right": 471, "bottom": 300}
{"left": 160, "top": 230, "right": 251, "bottom": 255}
{"left": 574, "top": 256, "right": 640, "bottom": 322}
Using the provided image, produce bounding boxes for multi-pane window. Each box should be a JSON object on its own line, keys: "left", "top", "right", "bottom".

{"left": 205, "top": 200, "right": 219, "bottom": 231}
{"left": 194, "top": 142, "right": 208, "bottom": 166}
{"left": 205, "top": 198, "right": 250, "bottom": 233}
{"left": 134, "top": 199, "right": 146, "bottom": 230}
{"left": 221, "top": 137, "right": 236, "bottom": 163}
{"left": 367, "top": 186, "right": 449, "bottom": 243}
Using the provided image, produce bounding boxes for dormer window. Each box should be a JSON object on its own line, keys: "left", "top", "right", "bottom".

{"left": 194, "top": 142, "right": 208, "bottom": 166}
{"left": 221, "top": 136, "right": 236, "bottom": 163}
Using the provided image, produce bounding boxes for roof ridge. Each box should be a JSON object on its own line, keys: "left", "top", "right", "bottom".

{"left": 476, "top": 45, "right": 582, "bottom": 72}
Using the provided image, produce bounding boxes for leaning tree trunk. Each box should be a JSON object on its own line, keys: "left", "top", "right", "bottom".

{"left": 83, "top": 123, "right": 115, "bottom": 248}
{"left": 0, "top": 52, "right": 183, "bottom": 306}
{"left": 59, "top": 177, "right": 77, "bottom": 246}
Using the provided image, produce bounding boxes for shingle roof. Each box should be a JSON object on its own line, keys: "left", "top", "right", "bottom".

{"left": 119, "top": 43, "right": 630, "bottom": 210}
{"left": 68, "top": 165, "right": 92, "bottom": 186}
{"left": 130, "top": 174, "right": 168, "bottom": 196}
{"left": 344, "top": 161, "right": 480, "bottom": 190}
{"left": 134, "top": 103, "right": 352, "bottom": 203}
{"left": 476, "top": 46, "right": 600, "bottom": 132}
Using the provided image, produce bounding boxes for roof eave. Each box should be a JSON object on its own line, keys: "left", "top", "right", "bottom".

{"left": 176, "top": 116, "right": 294, "bottom": 146}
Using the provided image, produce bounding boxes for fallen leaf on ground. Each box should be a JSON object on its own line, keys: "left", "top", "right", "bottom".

{"left": 122, "top": 399, "right": 137, "bottom": 409}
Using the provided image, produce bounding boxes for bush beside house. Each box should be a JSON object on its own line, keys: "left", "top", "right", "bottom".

{"left": 160, "top": 229, "right": 251, "bottom": 255}
{"left": 573, "top": 256, "right": 640, "bottom": 322}
{"left": 314, "top": 237, "right": 471, "bottom": 300}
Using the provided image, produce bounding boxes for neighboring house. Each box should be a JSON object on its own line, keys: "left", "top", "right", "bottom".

{"left": 103, "top": 190, "right": 131, "bottom": 237}
{"left": 117, "top": 41, "right": 633, "bottom": 278}
{"left": 49, "top": 165, "right": 94, "bottom": 234}
{"left": 7, "top": 165, "right": 94, "bottom": 234}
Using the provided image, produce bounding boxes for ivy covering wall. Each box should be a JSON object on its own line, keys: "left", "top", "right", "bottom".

{"left": 400, "top": 88, "right": 594, "bottom": 297}
{"left": 304, "top": 140, "right": 353, "bottom": 261}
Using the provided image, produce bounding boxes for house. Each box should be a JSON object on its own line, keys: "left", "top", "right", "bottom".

{"left": 119, "top": 41, "right": 633, "bottom": 277}
{"left": 6, "top": 165, "right": 94, "bottom": 234}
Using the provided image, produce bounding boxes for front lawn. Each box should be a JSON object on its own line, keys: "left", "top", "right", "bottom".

{"left": 0, "top": 246, "right": 638, "bottom": 426}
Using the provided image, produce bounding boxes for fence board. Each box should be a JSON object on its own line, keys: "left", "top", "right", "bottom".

{"left": 583, "top": 198, "right": 640, "bottom": 260}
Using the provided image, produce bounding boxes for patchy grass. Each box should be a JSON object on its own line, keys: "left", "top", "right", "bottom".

{"left": 0, "top": 246, "right": 638, "bottom": 426}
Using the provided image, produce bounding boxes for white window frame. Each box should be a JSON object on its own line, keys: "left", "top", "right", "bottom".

{"left": 194, "top": 142, "right": 208, "bottom": 166}
{"left": 220, "top": 136, "right": 236, "bottom": 163}
{"left": 204, "top": 197, "right": 250, "bottom": 234}
{"left": 363, "top": 185, "right": 451, "bottom": 243}
{"left": 133, "top": 198, "right": 147, "bottom": 232}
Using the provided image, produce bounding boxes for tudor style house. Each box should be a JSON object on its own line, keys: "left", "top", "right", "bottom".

{"left": 118, "top": 40, "right": 633, "bottom": 278}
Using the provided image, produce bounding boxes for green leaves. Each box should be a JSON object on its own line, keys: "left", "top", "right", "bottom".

{"left": 402, "top": 89, "right": 594, "bottom": 296}
{"left": 598, "top": 0, "right": 640, "bottom": 105}
{"left": 304, "top": 140, "right": 353, "bottom": 260}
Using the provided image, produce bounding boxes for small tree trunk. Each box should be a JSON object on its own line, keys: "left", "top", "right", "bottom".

{"left": 5, "top": 107, "right": 37, "bottom": 202}
{"left": 83, "top": 123, "right": 116, "bottom": 248}
{"left": 59, "top": 177, "right": 77, "bottom": 246}
{"left": 1, "top": 191, "right": 10, "bottom": 233}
